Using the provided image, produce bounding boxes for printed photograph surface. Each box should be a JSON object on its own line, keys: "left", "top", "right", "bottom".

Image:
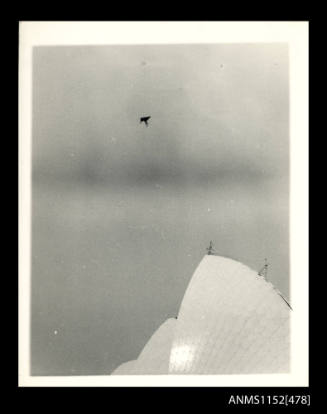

{"left": 31, "top": 43, "right": 290, "bottom": 376}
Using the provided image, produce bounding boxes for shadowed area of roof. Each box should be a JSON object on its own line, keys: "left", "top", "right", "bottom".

{"left": 111, "top": 318, "right": 176, "bottom": 375}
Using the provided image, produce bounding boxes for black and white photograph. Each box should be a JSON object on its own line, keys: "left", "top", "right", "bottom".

{"left": 19, "top": 22, "right": 308, "bottom": 387}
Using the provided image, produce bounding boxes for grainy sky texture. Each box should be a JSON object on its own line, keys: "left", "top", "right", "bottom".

{"left": 32, "top": 44, "right": 289, "bottom": 375}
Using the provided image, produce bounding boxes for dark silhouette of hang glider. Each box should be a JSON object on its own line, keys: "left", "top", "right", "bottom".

{"left": 140, "top": 116, "right": 151, "bottom": 127}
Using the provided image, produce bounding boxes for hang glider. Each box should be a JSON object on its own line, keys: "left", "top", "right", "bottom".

{"left": 140, "top": 116, "right": 151, "bottom": 127}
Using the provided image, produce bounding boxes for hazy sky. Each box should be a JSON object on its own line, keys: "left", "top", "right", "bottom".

{"left": 33, "top": 44, "right": 288, "bottom": 186}
{"left": 32, "top": 44, "right": 289, "bottom": 375}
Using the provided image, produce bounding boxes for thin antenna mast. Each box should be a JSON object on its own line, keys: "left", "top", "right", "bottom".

{"left": 258, "top": 258, "right": 269, "bottom": 279}
{"left": 206, "top": 241, "right": 215, "bottom": 255}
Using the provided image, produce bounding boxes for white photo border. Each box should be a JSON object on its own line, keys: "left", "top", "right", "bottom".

{"left": 19, "top": 21, "right": 309, "bottom": 387}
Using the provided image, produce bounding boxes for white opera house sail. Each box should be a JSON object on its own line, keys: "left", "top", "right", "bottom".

{"left": 112, "top": 255, "right": 290, "bottom": 375}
